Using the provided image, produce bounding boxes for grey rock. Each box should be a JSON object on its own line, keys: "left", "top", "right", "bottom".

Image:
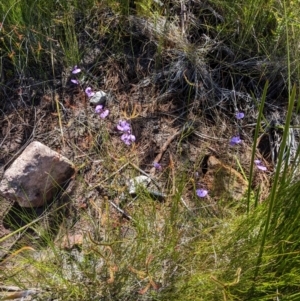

{"left": 0, "top": 141, "right": 75, "bottom": 207}
{"left": 127, "top": 175, "right": 151, "bottom": 194}
{"left": 89, "top": 90, "right": 107, "bottom": 106}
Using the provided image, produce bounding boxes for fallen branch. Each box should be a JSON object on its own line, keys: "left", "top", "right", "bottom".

{"left": 150, "top": 128, "right": 182, "bottom": 176}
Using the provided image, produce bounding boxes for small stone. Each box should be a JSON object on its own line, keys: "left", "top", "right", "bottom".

{"left": 89, "top": 90, "right": 107, "bottom": 106}
{"left": 127, "top": 175, "right": 151, "bottom": 194}
{"left": 0, "top": 141, "right": 75, "bottom": 207}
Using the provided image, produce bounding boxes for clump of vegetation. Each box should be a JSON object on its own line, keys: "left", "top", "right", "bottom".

{"left": 1, "top": 0, "right": 300, "bottom": 300}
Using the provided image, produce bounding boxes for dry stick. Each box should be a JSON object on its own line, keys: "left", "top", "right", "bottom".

{"left": 180, "top": 197, "right": 191, "bottom": 211}
{"left": 149, "top": 128, "right": 182, "bottom": 176}
{"left": 129, "top": 162, "right": 161, "bottom": 189}
{"left": 143, "top": 128, "right": 187, "bottom": 204}
{"left": 180, "top": 1, "right": 187, "bottom": 36}
{"left": 107, "top": 199, "right": 133, "bottom": 221}
{"left": 0, "top": 290, "right": 39, "bottom": 300}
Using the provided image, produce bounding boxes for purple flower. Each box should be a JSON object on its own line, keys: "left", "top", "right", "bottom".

{"left": 72, "top": 65, "right": 81, "bottom": 74}
{"left": 117, "top": 120, "right": 131, "bottom": 132}
{"left": 116, "top": 120, "right": 135, "bottom": 145}
{"left": 230, "top": 136, "right": 242, "bottom": 146}
{"left": 153, "top": 162, "right": 162, "bottom": 170}
{"left": 257, "top": 165, "right": 267, "bottom": 171}
{"left": 100, "top": 109, "right": 109, "bottom": 119}
{"left": 121, "top": 133, "right": 136, "bottom": 145}
{"left": 95, "top": 105, "right": 109, "bottom": 119}
{"left": 235, "top": 112, "right": 245, "bottom": 120}
{"left": 85, "top": 87, "right": 95, "bottom": 98}
{"left": 254, "top": 160, "right": 267, "bottom": 171}
{"left": 71, "top": 79, "right": 79, "bottom": 85}
{"left": 95, "top": 105, "right": 103, "bottom": 114}
{"left": 196, "top": 189, "right": 208, "bottom": 198}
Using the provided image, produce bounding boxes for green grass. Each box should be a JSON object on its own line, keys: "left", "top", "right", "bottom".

{"left": 1, "top": 0, "right": 300, "bottom": 300}
{"left": 0, "top": 0, "right": 97, "bottom": 82}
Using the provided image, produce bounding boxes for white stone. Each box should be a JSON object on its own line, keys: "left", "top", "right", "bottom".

{"left": 127, "top": 175, "right": 151, "bottom": 194}
{"left": 89, "top": 90, "right": 107, "bottom": 106}
{"left": 0, "top": 141, "right": 75, "bottom": 207}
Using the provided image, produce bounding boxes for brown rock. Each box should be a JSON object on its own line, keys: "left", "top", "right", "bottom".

{"left": 203, "top": 155, "right": 248, "bottom": 200}
{"left": 0, "top": 141, "right": 75, "bottom": 207}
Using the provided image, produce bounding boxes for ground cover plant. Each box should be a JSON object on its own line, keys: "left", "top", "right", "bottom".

{"left": 1, "top": 0, "right": 300, "bottom": 300}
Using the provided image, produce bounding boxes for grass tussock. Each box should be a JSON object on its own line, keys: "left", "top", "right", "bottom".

{"left": 2, "top": 187, "right": 246, "bottom": 300}
{"left": 1, "top": 0, "right": 300, "bottom": 300}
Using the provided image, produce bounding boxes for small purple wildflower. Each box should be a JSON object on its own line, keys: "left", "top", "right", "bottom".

{"left": 153, "top": 162, "right": 162, "bottom": 170}
{"left": 117, "top": 120, "right": 136, "bottom": 145}
{"left": 100, "top": 109, "right": 109, "bottom": 119}
{"left": 230, "top": 136, "right": 242, "bottom": 146}
{"left": 121, "top": 133, "right": 136, "bottom": 145}
{"left": 85, "top": 87, "right": 95, "bottom": 98}
{"left": 254, "top": 160, "right": 267, "bottom": 171}
{"left": 72, "top": 65, "right": 81, "bottom": 74}
{"left": 95, "top": 105, "right": 103, "bottom": 114}
{"left": 257, "top": 165, "right": 267, "bottom": 171}
{"left": 95, "top": 105, "right": 109, "bottom": 119}
{"left": 196, "top": 189, "right": 208, "bottom": 198}
{"left": 71, "top": 79, "right": 79, "bottom": 85}
{"left": 117, "top": 120, "right": 131, "bottom": 132}
{"left": 235, "top": 112, "right": 245, "bottom": 120}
